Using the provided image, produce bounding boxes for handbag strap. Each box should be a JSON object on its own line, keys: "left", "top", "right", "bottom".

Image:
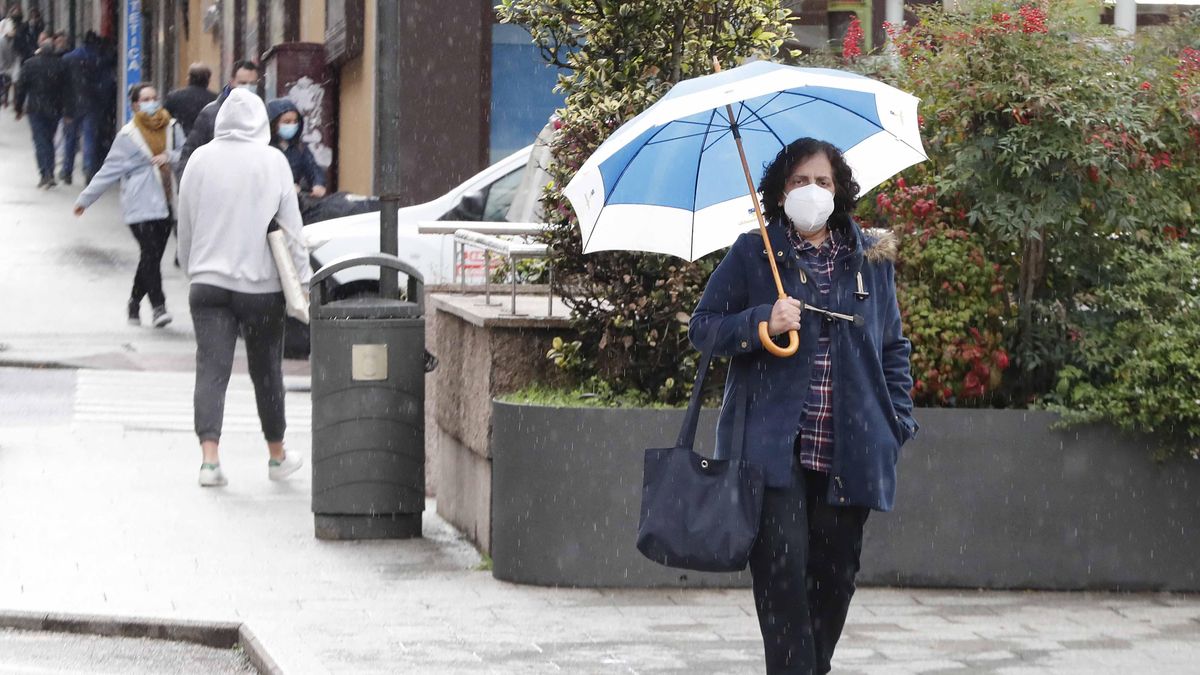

{"left": 675, "top": 335, "right": 748, "bottom": 462}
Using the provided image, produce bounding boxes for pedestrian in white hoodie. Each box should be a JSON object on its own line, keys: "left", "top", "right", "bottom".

{"left": 176, "top": 87, "right": 312, "bottom": 488}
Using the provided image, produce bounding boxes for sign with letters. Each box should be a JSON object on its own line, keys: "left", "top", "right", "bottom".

{"left": 121, "top": 0, "right": 143, "bottom": 123}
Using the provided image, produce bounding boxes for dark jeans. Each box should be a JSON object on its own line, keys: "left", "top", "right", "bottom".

{"left": 189, "top": 284, "right": 286, "bottom": 443}
{"left": 0, "top": 74, "right": 10, "bottom": 106}
{"left": 128, "top": 219, "right": 173, "bottom": 308}
{"left": 61, "top": 111, "right": 99, "bottom": 179}
{"left": 28, "top": 112, "right": 59, "bottom": 179}
{"left": 749, "top": 467, "right": 870, "bottom": 674}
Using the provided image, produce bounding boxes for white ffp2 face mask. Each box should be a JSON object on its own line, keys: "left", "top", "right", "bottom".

{"left": 783, "top": 184, "right": 835, "bottom": 234}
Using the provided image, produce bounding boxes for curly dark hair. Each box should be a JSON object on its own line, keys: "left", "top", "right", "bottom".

{"left": 758, "top": 138, "right": 860, "bottom": 235}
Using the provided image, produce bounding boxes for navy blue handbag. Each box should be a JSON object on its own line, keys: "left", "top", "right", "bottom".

{"left": 636, "top": 339, "right": 763, "bottom": 573}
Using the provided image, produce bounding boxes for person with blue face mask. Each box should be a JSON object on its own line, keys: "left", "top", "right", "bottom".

{"left": 73, "top": 83, "right": 185, "bottom": 329}
{"left": 266, "top": 98, "right": 327, "bottom": 199}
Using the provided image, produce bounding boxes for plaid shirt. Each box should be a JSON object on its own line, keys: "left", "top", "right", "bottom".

{"left": 787, "top": 227, "right": 846, "bottom": 473}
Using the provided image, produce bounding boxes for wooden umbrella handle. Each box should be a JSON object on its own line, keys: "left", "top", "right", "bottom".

{"left": 714, "top": 57, "right": 799, "bottom": 358}
{"left": 759, "top": 323, "right": 800, "bottom": 357}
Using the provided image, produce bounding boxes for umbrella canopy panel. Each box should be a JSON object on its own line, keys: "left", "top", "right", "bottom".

{"left": 565, "top": 61, "right": 927, "bottom": 261}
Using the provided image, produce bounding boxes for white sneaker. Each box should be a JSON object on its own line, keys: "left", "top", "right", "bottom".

{"left": 152, "top": 305, "right": 173, "bottom": 328}
{"left": 268, "top": 451, "right": 304, "bottom": 481}
{"left": 198, "top": 463, "right": 227, "bottom": 487}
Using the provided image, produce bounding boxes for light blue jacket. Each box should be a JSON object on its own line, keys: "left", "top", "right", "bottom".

{"left": 75, "top": 119, "right": 185, "bottom": 224}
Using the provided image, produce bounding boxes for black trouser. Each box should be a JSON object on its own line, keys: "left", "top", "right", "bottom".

{"left": 128, "top": 218, "right": 173, "bottom": 308}
{"left": 189, "top": 284, "right": 286, "bottom": 443}
{"left": 28, "top": 112, "right": 58, "bottom": 179}
{"left": 749, "top": 466, "right": 870, "bottom": 674}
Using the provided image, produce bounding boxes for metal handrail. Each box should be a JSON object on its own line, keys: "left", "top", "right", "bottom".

{"left": 417, "top": 221, "right": 548, "bottom": 236}
{"left": 451, "top": 228, "right": 553, "bottom": 316}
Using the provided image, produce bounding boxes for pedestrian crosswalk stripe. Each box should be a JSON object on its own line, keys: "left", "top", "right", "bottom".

{"left": 73, "top": 370, "right": 311, "bottom": 434}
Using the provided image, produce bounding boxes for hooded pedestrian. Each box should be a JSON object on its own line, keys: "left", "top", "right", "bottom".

{"left": 178, "top": 59, "right": 259, "bottom": 175}
{"left": 266, "top": 98, "right": 327, "bottom": 198}
{"left": 73, "top": 83, "right": 184, "bottom": 329}
{"left": 176, "top": 88, "right": 311, "bottom": 488}
{"left": 13, "top": 40, "right": 71, "bottom": 187}
{"left": 689, "top": 138, "right": 917, "bottom": 674}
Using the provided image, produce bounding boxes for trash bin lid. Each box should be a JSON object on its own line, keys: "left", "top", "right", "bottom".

{"left": 319, "top": 297, "right": 422, "bottom": 320}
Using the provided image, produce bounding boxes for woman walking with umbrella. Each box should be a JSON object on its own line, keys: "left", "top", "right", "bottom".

{"left": 564, "top": 62, "right": 925, "bottom": 672}
{"left": 690, "top": 137, "right": 917, "bottom": 673}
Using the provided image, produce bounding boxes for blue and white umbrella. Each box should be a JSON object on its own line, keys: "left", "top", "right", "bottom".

{"left": 564, "top": 60, "right": 927, "bottom": 262}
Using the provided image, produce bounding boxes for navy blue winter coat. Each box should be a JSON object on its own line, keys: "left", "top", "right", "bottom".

{"left": 689, "top": 218, "right": 917, "bottom": 512}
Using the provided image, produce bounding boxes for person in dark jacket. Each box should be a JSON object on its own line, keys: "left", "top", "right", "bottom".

{"left": 60, "top": 31, "right": 104, "bottom": 184}
{"left": 14, "top": 42, "right": 72, "bottom": 188}
{"left": 178, "top": 60, "right": 258, "bottom": 176}
{"left": 94, "top": 35, "right": 119, "bottom": 160}
{"left": 689, "top": 137, "right": 917, "bottom": 675}
{"left": 6, "top": 6, "right": 36, "bottom": 62}
{"left": 266, "top": 98, "right": 327, "bottom": 198}
{"left": 164, "top": 63, "right": 217, "bottom": 136}
{"left": 24, "top": 8, "right": 44, "bottom": 55}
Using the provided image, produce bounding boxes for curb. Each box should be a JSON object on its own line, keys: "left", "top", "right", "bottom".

{"left": 0, "top": 610, "right": 329, "bottom": 674}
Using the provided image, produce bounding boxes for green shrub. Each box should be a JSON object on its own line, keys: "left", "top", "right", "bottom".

{"left": 859, "top": 179, "right": 1014, "bottom": 405}
{"left": 498, "top": 1, "right": 1200, "bottom": 458}
{"left": 496, "top": 0, "right": 791, "bottom": 405}
{"left": 1048, "top": 242, "right": 1200, "bottom": 460}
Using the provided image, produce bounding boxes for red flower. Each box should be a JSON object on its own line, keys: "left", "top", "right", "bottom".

{"left": 1087, "top": 166, "right": 1101, "bottom": 183}
{"left": 1140, "top": 81, "right": 1152, "bottom": 91}
{"left": 1018, "top": 5, "right": 1048, "bottom": 34}
{"left": 994, "top": 351, "right": 1010, "bottom": 370}
{"left": 842, "top": 16, "right": 864, "bottom": 60}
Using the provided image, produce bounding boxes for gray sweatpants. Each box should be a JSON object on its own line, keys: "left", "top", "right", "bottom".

{"left": 189, "top": 283, "right": 287, "bottom": 443}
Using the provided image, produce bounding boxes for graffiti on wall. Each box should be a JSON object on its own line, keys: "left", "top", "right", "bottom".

{"left": 285, "top": 76, "right": 332, "bottom": 170}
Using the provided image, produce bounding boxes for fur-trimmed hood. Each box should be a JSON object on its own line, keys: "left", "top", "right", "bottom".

{"left": 759, "top": 219, "right": 900, "bottom": 268}
{"left": 862, "top": 227, "right": 899, "bottom": 264}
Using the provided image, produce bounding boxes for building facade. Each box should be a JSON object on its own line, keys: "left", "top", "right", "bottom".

{"left": 20, "top": 0, "right": 1187, "bottom": 203}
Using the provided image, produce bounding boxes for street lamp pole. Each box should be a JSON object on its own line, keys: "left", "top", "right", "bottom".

{"left": 375, "top": 0, "right": 401, "bottom": 298}
{"left": 1114, "top": 0, "right": 1137, "bottom": 36}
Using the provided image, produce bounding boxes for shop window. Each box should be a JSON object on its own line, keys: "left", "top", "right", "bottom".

{"left": 489, "top": 23, "right": 565, "bottom": 163}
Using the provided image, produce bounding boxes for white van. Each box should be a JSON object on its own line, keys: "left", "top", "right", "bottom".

{"left": 302, "top": 128, "right": 553, "bottom": 296}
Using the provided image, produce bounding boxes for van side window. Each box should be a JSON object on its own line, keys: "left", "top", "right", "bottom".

{"left": 483, "top": 168, "right": 525, "bottom": 222}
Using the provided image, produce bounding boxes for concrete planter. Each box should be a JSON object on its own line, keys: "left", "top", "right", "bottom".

{"left": 490, "top": 403, "right": 1200, "bottom": 590}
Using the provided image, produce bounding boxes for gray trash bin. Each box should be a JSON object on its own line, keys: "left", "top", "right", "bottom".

{"left": 309, "top": 253, "right": 426, "bottom": 540}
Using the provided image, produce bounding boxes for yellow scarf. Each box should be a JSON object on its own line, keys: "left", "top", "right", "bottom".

{"left": 133, "top": 108, "right": 171, "bottom": 156}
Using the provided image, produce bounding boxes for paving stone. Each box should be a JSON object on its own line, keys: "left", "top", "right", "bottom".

{"left": 2, "top": 372, "right": 1200, "bottom": 673}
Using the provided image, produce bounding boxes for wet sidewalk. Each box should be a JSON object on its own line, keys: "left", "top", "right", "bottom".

{"left": 0, "top": 108, "right": 308, "bottom": 376}
{"left": 1, "top": 367, "right": 1198, "bottom": 674}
